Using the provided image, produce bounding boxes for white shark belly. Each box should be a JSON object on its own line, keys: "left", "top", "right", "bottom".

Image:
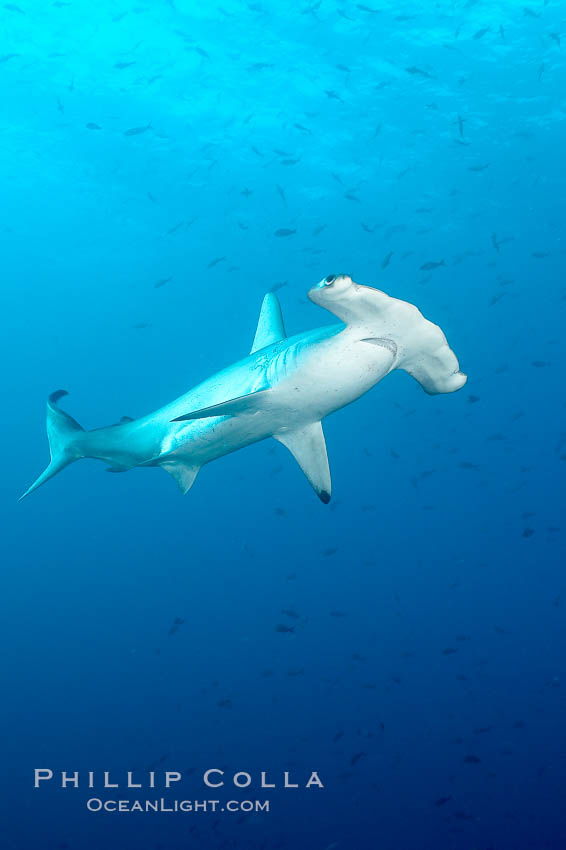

{"left": 266, "top": 328, "right": 396, "bottom": 426}
{"left": 156, "top": 329, "right": 396, "bottom": 467}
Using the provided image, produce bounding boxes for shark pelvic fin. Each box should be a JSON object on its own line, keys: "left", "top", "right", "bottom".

{"left": 160, "top": 460, "right": 200, "bottom": 495}
{"left": 250, "top": 292, "right": 286, "bottom": 353}
{"left": 274, "top": 421, "right": 331, "bottom": 503}
{"left": 171, "top": 389, "right": 272, "bottom": 422}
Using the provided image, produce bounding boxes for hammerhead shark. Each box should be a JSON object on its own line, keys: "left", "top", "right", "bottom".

{"left": 21, "top": 275, "right": 466, "bottom": 503}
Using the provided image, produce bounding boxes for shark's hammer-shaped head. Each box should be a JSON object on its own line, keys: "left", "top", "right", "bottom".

{"left": 308, "top": 273, "right": 386, "bottom": 326}
{"left": 308, "top": 273, "right": 355, "bottom": 308}
{"left": 308, "top": 274, "right": 389, "bottom": 328}
{"left": 308, "top": 273, "right": 467, "bottom": 395}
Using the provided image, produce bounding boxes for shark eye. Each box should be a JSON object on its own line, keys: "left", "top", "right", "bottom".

{"left": 325, "top": 275, "right": 336, "bottom": 284}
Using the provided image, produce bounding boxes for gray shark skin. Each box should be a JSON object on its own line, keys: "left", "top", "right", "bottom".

{"left": 21, "top": 275, "right": 467, "bottom": 503}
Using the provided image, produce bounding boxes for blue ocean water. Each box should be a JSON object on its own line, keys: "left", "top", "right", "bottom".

{"left": 2, "top": 0, "right": 565, "bottom": 847}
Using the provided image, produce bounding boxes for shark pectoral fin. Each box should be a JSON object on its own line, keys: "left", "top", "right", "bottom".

{"left": 171, "top": 389, "right": 272, "bottom": 422}
{"left": 160, "top": 460, "right": 200, "bottom": 495}
{"left": 274, "top": 421, "right": 331, "bottom": 504}
{"left": 250, "top": 292, "right": 287, "bottom": 353}
{"left": 361, "top": 337, "right": 398, "bottom": 355}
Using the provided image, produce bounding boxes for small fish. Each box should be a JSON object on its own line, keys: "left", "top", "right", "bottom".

{"left": 56, "top": 97, "right": 64, "bottom": 114}
{"left": 335, "top": 63, "right": 350, "bottom": 72}
{"left": 538, "top": 62, "right": 545, "bottom": 82}
{"left": 473, "top": 26, "right": 490, "bottom": 39}
{"left": 454, "top": 114, "right": 466, "bottom": 137}
{"left": 312, "top": 224, "right": 327, "bottom": 235}
{"left": 420, "top": 260, "right": 445, "bottom": 271}
{"left": 434, "top": 797, "right": 452, "bottom": 806}
{"left": 251, "top": 145, "right": 264, "bottom": 157}
{"left": 208, "top": 257, "right": 226, "bottom": 268}
{"left": 406, "top": 66, "right": 434, "bottom": 79}
{"left": 463, "top": 755, "right": 481, "bottom": 764}
{"left": 281, "top": 608, "right": 299, "bottom": 618}
{"left": 241, "top": 188, "right": 252, "bottom": 198}
{"left": 154, "top": 276, "right": 172, "bottom": 289}
{"left": 269, "top": 281, "right": 288, "bottom": 293}
{"left": 4, "top": 3, "right": 26, "bottom": 12}
{"left": 361, "top": 222, "right": 374, "bottom": 233}
{"left": 168, "top": 616, "right": 185, "bottom": 635}
{"left": 124, "top": 122, "right": 151, "bottom": 136}
{"left": 247, "top": 62, "right": 274, "bottom": 70}
{"left": 350, "top": 752, "right": 365, "bottom": 766}
{"left": 275, "top": 623, "right": 295, "bottom": 633}
{"left": 324, "top": 89, "right": 343, "bottom": 102}
{"left": 523, "top": 6, "right": 541, "bottom": 18}
{"left": 468, "top": 395, "right": 480, "bottom": 403}
{"left": 550, "top": 32, "right": 561, "bottom": 47}
{"left": 532, "top": 252, "right": 548, "bottom": 259}
{"left": 85, "top": 122, "right": 101, "bottom": 130}
{"left": 115, "top": 60, "right": 136, "bottom": 69}
{"left": 381, "top": 251, "right": 394, "bottom": 269}
{"left": 356, "top": 3, "right": 380, "bottom": 11}
{"left": 167, "top": 221, "right": 184, "bottom": 235}
{"left": 276, "top": 184, "right": 287, "bottom": 204}
{"left": 0, "top": 53, "right": 20, "bottom": 63}
{"left": 468, "top": 163, "right": 490, "bottom": 171}
{"left": 293, "top": 122, "right": 312, "bottom": 134}
{"left": 280, "top": 158, "right": 300, "bottom": 166}
{"left": 274, "top": 228, "right": 296, "bottom": 237}
{"left": 344, "top": 192, "right": 360, "bottom": 202}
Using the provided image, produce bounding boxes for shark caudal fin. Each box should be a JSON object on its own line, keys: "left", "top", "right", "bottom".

{"left": 20, "top": 391, "right": 85, "bottom": 500}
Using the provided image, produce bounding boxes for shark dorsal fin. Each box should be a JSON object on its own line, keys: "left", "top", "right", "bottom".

{"left": 274, "top": 421, "right": 331, "bottom": 503}
{"left": 250, "top": 292, "right": 286, "bottom": 353}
